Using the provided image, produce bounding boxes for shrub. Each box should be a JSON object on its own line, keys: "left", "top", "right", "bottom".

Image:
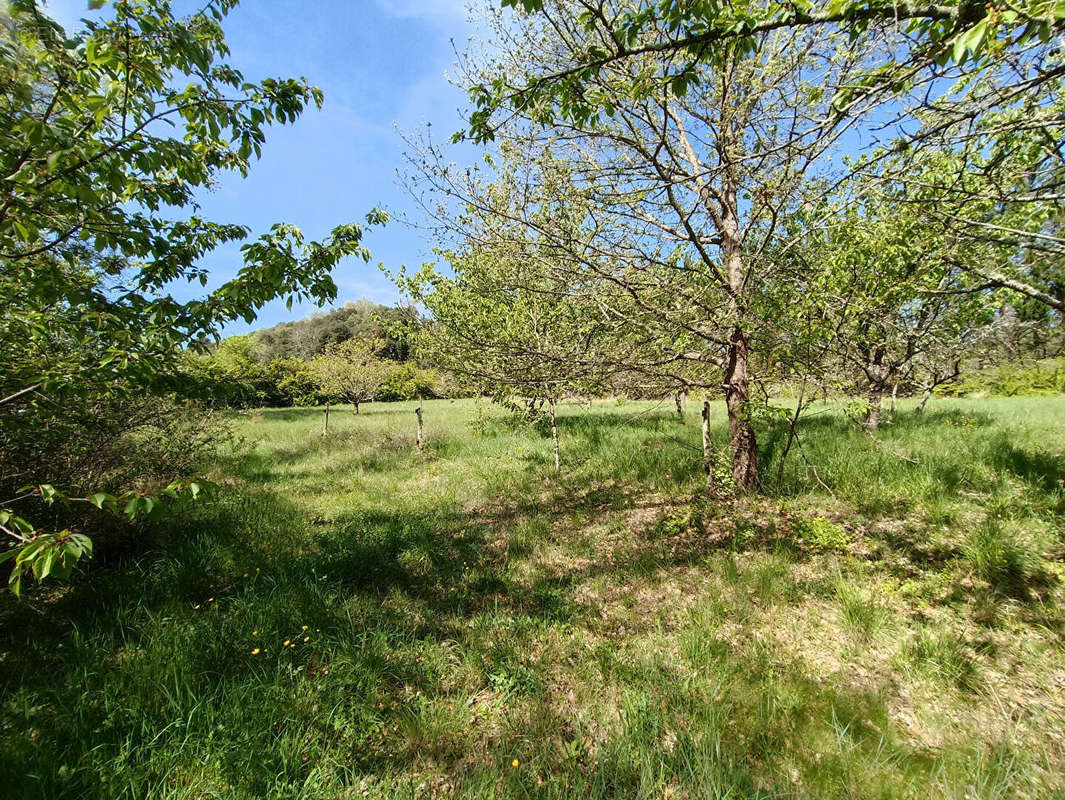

{"left": 945, "top": 360, "right": 1065, "bottom": 397}
{"left": 794, "top": 516, "right": 850, "bottom": 552}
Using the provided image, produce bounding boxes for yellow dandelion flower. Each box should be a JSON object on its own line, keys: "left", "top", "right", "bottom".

{"left": 283, "top": 640, "right": 290, "bottom": 646}
{"left": 207, "top": 597, "right": 214, "bottom": 602}
{"left": 243, "top": 573, "right": 249, "bottom": 578}
{"left": 303, "top": 636, "right": 309, "bottom": 642}
{"left": 301, "top": 625, "right": 308, "bottom": 631}
{"left": 193, "top": 604, "right": 200, "bottom": 609}
{"left": 251, "top": 648, "right": 261, "bottom": 655}
{"left": 252, "top": 630, "right": 258, "bottom": 636}
{"left": 512, "top": 759, "right": 519, "bottom": 768}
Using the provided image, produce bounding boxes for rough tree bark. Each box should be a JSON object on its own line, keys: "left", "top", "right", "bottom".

{"left": 722, "top": 214, "right": 759, "bottom": 490}
{"left": 863, "top": 385, "right": 883, "bottom": 432}
{"left": 675, "top": 390, "right": 687, "bottom": 419}
{"left": 862, "top": 347, "right": 888, "bottom": 433}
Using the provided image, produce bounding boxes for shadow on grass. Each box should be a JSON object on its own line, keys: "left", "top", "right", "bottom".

{"left": 0, "top": 403, "right": 1060, "bottom": 797}
{"left": 0, "top": 478, "right": 999, "bottom": 798}
{"left": 990, "top": 432, "right": 1065, "bottom": 494}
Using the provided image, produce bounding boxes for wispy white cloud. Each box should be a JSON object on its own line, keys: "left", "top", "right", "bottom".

{"left": 375, "top": 0, "right": 469, "bottom": 23}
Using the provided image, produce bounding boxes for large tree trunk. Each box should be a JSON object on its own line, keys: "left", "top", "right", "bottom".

{"left": 719, "top": 166, "right": 759, "bottom": 492}
{"left": 724, "top": 325, "right": 759, "bottom": 491}
{"left": 353, "top": 399, "right": 360, "bottom": 415}
{"left": 863, "top": 386, "right": 883, "bottom": 432}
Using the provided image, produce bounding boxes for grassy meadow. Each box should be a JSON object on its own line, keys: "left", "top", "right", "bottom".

{"left": 1, "top": 395, "right": 1063, "bottom": 798}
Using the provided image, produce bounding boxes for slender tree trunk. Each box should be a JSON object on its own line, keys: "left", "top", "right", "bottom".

{"left": 776, "top": 378, "right": 806, "bottom": 491}
{"left": 915, "top": 387, "right": 932, "bottom": 414}
{"left": 675, "top": 390, "right": 686, "bottom": 419}
{"left": 353, "top": 399, "right": 360, "bottom": 415}
{"left": 322, "top": 402, "right": 330, "bottom": 436}
{"left": 862, "top": 349, "right": 888, "bottom": 433}
{"left": 701, "top": 400, "right": 715, "bottom": 498}
{"left": 549, "top": 397, "right": 560, "bottom": 474}
{"left": 724, "top": 324, "right": 758, "bottom": 490}
{"left": 890, "top": 382, "right": 899, "bottom": 414}
{"left": 415, "top": 406, "right": 423, "bottom": 448}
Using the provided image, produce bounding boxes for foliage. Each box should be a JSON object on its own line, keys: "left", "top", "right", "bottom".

{"left": 0, "top": 479, "right": 207, "bottom": 595}
{"left": 470, "top": 0, "right": 1064, "bottom": 143}
{"left": 0, "top": 0, "right": 382, "bottom": 591}
{"left": 309, "top": 338, "right": 397, "bottom": 411}
{"left": 945, "top": 360, "right": 1065, "bottom": 397}
{"left": 377, "top": 362, "right": 440, "bottom": 402}
{"left": 794, "top": 516, "right": 850, "bottom": 552}
{"left": 254, "top": 300, "right": 419, "bottom": 362}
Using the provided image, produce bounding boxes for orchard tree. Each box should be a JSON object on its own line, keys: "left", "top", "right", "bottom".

{"left": 786, "top": 196, "right": 995, "bottom": 430}
{"left": 471, "top": 0, "right": 1063, "bottom": 146}
{"left": 310, "top": 338, "right": 395, "bottom": 417}
{"left": 419, "top": 3, "right": 907, "bottom": 491}
{"left": 471, "top": 1, "right": 1064, "bottom": 323}
{"left": 0, "top": 0, "right": 384, "bottom": 592}
{"left": 868, "top": 82, "right": 1065, "bottom": 316}
{"left": 395, "top": 158, "right": 630, "bottom": 472}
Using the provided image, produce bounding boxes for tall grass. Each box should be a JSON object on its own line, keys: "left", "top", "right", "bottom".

{"left": 0, "top": 396, "right": 1061, "bottom": 798}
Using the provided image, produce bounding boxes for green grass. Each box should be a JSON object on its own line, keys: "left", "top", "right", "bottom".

{"left": 1, "top": 395, "right": 1063, "bottom": 798}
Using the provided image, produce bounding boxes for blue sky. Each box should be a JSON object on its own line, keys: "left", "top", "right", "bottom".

{"left": 45, "top": 0, "right": 476, "bottom": 334}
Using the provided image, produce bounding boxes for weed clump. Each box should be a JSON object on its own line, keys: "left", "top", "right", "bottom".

{"left": 905, "top": 626, "right": 979, "bottom": 690}
{"left": 963, "top": 521, "right": 1041, "bottom": 598}
{"left": 794, "top": 516, "right": 850, "bottom": 552}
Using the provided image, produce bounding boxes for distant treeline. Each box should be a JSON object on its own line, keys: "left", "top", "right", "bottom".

{"left": 183, "top": 301, "right": 462, "bottom": 408}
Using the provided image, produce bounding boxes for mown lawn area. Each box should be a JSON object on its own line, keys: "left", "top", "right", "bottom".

{"left": 1, "top": 396, "right": 1063, "bottom": 798}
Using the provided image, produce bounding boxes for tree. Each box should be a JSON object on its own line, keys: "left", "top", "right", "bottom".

{"left": 778, "top": 193, "right": 995, "bottom": 430}
{"left": 310, "top": 339, "right": 395, "bottom": 417}
{"left": 0, "top": 0, "right": 384, "bottom": 592}
{"left": 469, "top": 0, "right": 1063, "bottom": 144}
{"left": 473, "top": 1, "right": 1064, "bottom": 324}
{"left": 420, "top": 4, "right": 906, "bottom": 491}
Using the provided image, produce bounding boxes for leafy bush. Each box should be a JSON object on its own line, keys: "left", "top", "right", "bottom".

{"left": 793, "top": 516, "right": 850, "bottom": 551}
{"left": 376, "top": 363, "right": 440, "bottom": 401}
{"left": 945, "top": 360, "right": 1065, "bottom": 397}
